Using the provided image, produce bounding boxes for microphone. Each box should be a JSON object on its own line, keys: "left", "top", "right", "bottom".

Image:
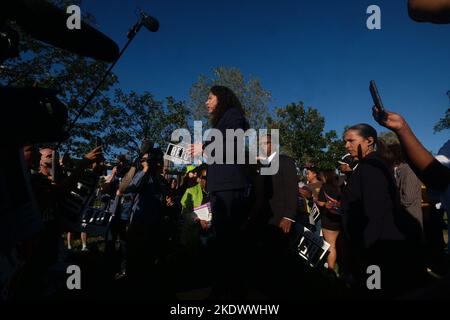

{"left": 140, "top": 11, "right": 159, "bottom": 32}
{"left": 3, "top": 0, "right": 119, "bottom": 62}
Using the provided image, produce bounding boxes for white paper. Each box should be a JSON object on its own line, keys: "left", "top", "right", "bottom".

{"left": 193, "top": 202, "right": 212, "bottom": 222}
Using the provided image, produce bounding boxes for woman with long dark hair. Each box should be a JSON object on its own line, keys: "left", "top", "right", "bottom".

{"left": 341, "top": 123, "right": 425, "bottom": 298}
{"left": 192, "top": 85, "right": 250, "bottom": 297}
{"left": 204, "top": 85, "right": 249, "bottom": 195}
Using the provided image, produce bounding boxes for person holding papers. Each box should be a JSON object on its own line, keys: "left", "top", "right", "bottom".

{"left": 179, "top": 166, "right": 210, "bottom": 256}
{"left": 190, "top": 85, "right": 250, "bottom": 298}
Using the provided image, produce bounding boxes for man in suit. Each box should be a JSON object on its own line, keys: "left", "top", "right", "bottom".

{"left": 249, "top": 134, "right": 297, "bottom": 232}
{"left": 247, "top": 134, "right": 299, "bottom": 297}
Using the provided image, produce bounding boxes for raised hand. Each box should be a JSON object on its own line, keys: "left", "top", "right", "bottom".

{"left": 372, "top": 106, "right": 408, "bottom": 133}
{"left": 83, "top": 146, "right": 103, "bottom": 163}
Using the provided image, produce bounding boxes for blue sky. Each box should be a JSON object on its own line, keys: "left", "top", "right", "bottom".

{"left": 83, "top": 0, "right": 450, "bottom": 153}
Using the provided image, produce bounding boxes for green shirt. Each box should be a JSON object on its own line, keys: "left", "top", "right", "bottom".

{"left": 181, "top": 183, "right": 204, "bottom": 215}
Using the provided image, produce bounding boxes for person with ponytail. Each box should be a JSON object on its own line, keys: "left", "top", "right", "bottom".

{"left": 341, "top": 123, "right": 426, "bottom": 298}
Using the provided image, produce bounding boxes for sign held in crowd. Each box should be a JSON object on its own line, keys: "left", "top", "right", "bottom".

{"left": 296, "top": 226, "right": 330, "bottom": 268}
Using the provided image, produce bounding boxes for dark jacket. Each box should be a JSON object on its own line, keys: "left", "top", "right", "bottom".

{"left": 342, "top": 152, "right": 423, "bottom": 251}
{"left": 250, "top": 154, "right": 298, "bottom": 227}
{"left": 125, "top": 171, "right": 165, "bottom": 226}
{"left": 205, "top": 107, "right": 249, "bottom": 193}
{"left": 413, "top": 158, "right": 450, "bottom": 191}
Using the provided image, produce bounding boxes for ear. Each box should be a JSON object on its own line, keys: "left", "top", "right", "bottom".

{"left": 367, "top": 137, "right": 375, "bottom": 147}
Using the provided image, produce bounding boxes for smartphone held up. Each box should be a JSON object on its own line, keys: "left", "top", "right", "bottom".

{"left": 369, "top": 80, "right": 387, "bottom": 121}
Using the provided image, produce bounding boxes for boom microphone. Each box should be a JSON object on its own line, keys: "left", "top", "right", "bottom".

{"left": 140, "top": 11, "right": 159, "bottom": 32}
{"left": 3, "top": 0, "right": 119, "bottom": 62}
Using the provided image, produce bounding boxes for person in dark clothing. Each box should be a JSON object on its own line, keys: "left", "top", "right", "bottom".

{"left": 247, "top": 134, "right": 298, "bottom": 297}
{"left": 191, "top": 85, "right": 250, "bottom": 298}
{"left": 317, "top": 169, "right": 342, "bottom": 272}
{"left": 12, "top": 145, "right": 103, "bottom": 298}
{"left": 123, "top": 148, "right": 169, "bottom": 298}
{"left": 372, "top": 107, "right": 450, "bottom": 290}
{"left": 248, "top": 134, "right": 297, "bottom": 231}
{"left": 341, "top": 123, "right": 426, "bottom": 299}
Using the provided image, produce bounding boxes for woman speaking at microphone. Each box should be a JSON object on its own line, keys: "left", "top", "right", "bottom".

{"left": 191, "top": 85, "right": 250, "bottom": 298}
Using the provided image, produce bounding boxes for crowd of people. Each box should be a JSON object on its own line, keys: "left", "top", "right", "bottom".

{"left": 1, "top": 84, "right": 448, "bottom": 301}
{"left": 1, "top": 0, "right": 450, "bottom": 302}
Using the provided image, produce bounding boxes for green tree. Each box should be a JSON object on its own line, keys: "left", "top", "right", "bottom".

{"left": 189, "top": 67, "right": 271, "bottom": 129}
{"left": 434, "top": 108, "right": 450, "bottom": 132}
{"left": 97, "top": 89, "right": 189, "bottom": 159}
{"left": 433, "top": 91, "right": 450, "bottom": 132}
{"left": 0, "top": 0, "right": 118, "bottom": 157}
{"left": 379, "top": 131, "right": 399, "bottom": 144}
{"left": 266, "top": 102, "right": 346, "bottom": 170}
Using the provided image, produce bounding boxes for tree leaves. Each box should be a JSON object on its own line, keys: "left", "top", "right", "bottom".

{"left": 97, "top": 89, "right": 188, "bottom": 159}
{"left": 434, "top": 108, "right": 450, "bottom": 132}
{"left": 189, "top": 66, "right": 271, "bottom": 129}
{"left": 266, "top": 102, "right": 346, "bottom": 170}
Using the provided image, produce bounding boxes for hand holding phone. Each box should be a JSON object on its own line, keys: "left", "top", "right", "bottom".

{"left": 369, "top": 80, "right": 384, "bottom": 111}
{"left": 370, "top": 80, "right": 387, "bottom": 121}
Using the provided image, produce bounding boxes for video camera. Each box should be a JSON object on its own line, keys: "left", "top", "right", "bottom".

{"left": 1, "top": 0, "right": 120, "bottom": 146}
{"left": 0, "top": 0, "right": 119, "bottom": 250}
{"left": 0, "top": 87, "right": 68, "bottom": 146}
